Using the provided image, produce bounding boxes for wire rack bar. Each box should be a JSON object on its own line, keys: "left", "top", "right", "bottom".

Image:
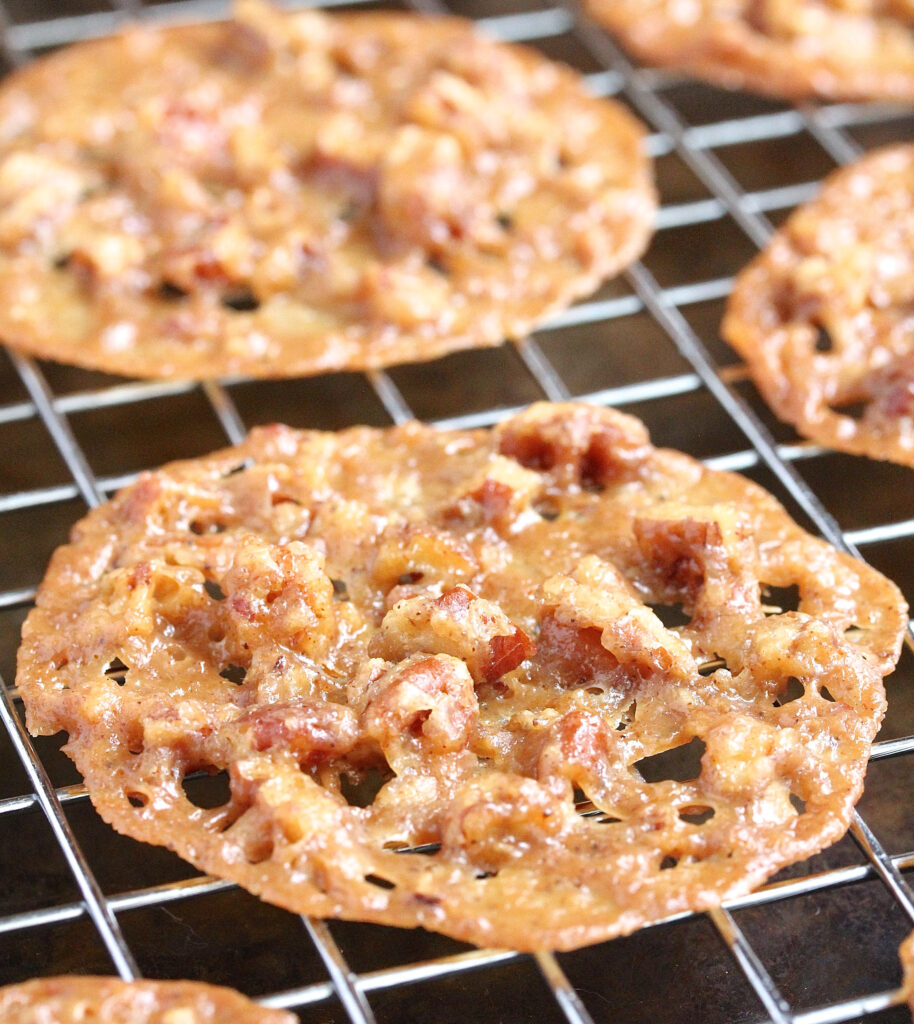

{"left": 367, "top": 370, "right": 416, "bottom": 426}
{"left": 261, "top": 948, "right": 522, "bottom": 1012}
{"left": 625, "top": 260, "right": 855, "bottom": 552}
{"left": 0, "top": 675, "right": 139, "bottom": 979}
{"left": 475, "top": 6, "right": 573, "bottom": 41}
{"left": 514, "top": 337, "right": 573, "bottom": 402}
{"left": 9, "top": 352, "right": 104, "bottom": 509}
{"left": 0, "top": 3, "right": 911, "bottom": 1023}
{"left": 201, "top": 381, "right": 248, "bottom": 445}
{"left": 302, "top": 917, "right": 378, "bottom": 1024}
{"left": 792, "top": 988, "right": 904, "bottom": 1024}
{"left": 708, "top": 907, "right": 792, "bottom": 1024}
{"left": 565, "top": 3, "right": 914, "bottom": 1015}
{"left": 851, "top": 813, "right": 914, "bottom": 925}
{"left": 534, "top": 952, "right": 597, "bottom": 1024}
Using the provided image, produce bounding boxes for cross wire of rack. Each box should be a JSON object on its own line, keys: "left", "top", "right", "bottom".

{"left": 0, "top": 2, "right": 912, "bottom": 1023}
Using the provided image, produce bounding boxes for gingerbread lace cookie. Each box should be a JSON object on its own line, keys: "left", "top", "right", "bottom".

{"left": 16, "top": 403, "right": 906, "bottom": 951}
{"left": 586, "top": 0, "right": 914, "bottom": 103}
{"left": 0, "top": 976, "right": 294, "bottom": 1023}
{"left": 0, "top": 1, "right": 654, "bottom": 381}
{"left": 724, "top": 145, "right": 914, "bottom": 467}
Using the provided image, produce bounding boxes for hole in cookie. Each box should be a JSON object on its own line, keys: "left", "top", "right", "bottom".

{"left": 597, "top": 815, "right": 622, "bottom": 825}
{"left": 790, "top": 793, "right": 807, "bottom": 814}
{"left": 404, "top": 842, "right": 442, "bottom": 856}
{"left": 190, "top": 519, "right": 227, "bottom": 535}
{"left": 616, "top": 700, "right": 637, "bottom": 731}
{"left": 761, "top": 583, "right": 800, "bottom": 614}
{"left": 204, "top": 579, "right": 226, "bottom": 601}
{"left": 340, "top": 767, "right": 388, "bottom": 808}
{"left": 222, "top": 458, "right": 254, "bottom": 478}
{"left": 425, "top": 255, "right": 448, "bottom": 276}
{"left": 679, "top": 805, "right": 715, "bottom": 825}
{"left": 774, "top": 676, "right": 805, "bottom": 706}
{"left": 649, "top": 602, "right": 690, "bottom": 629}
{"left": 408, "top": 709, "right": 432, "bottom": 737}
{"left": 158, "top": 280, "right": 188, "bottom": 301}
{"left": 331, "top": 578, "right": 350, "bottom": 601}
{"left": 245, "top": 839, "right": 274, "bottom": 865}
{"left": 697, "top": 657, "right": 727, "bottom": 677}
{"left": 414, "top": 894, "right": 443, "bottom": 908}
{"left": 634, "top": 736, "right": 706, "bottom": 784}
{"left": 832, "top": 399, "right": 867, "bottom": 421}
{"left": 182, "top": 769, "right": 232, "bottom": 809}
{"left": 221, "top": 287, "right": 261, "bottom": 312}
{"left": 496, "top": 212, "right": 514, "bottom": 231}
{"left": 659, "top": 855, "right": 678, "bottom": 870}
{"left": 364, "top": 873, "right": 396, "bottom": 890}
{"left": 53, "top": 252, "right": 73, "bottom": 270}
{"left": 475, "top": 870, "right": 498, "bottom": 880}
{"left": 533, "top": 497, "right": 561, "bottom": 520}
{"left": 814, "top": 326, "right": 833, "bottom": 353}
{"left": 219, "top": 664, "right": 247, "bottom": 685}
{"left": 819, "top": 685, "right": 836, "bottom": 702}
{"left": 574, "top": 791, "right": 598, "bottom": 816}
{"left": 505, "top": 435, "right": 555, "bottom": 472}
{"left": 126, "top": 791, "right": 148, "bottom": 808}
{"left": 397, "top": 571, "right": 423, "bottom": 586}
{"left": 580, "top": 444, "right": 608, "bottom": 493}
{"left": 104, "top": 657, "right": 129, "bottom": 686}
{"left": 270, "top": 492, "right": 300, "bottom": 506}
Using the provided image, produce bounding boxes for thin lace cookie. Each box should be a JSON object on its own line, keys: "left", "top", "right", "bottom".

{"left": 0, "top": 0, "right": 654, "bottom": 381}
{"left": 724, "top": 145, "right": 914, "bottom": 467}
{"left": 0, "top": 976, "right": 295, "bottom": 1023}
{"left": 586, "top": 0, "right": 914, "bottom": 103}
{"left": 16, "top": 403, "right": 907, "bottom": 951}
{"left": 901, "top": 932, "right": 914, "bottom": 1018}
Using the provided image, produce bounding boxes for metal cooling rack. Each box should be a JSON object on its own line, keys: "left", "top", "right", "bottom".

{"left": 0, "top": 1, "right": 913, "bottom": 1022}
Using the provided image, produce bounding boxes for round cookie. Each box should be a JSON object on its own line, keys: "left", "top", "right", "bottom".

{"left": 724, "top": 145, "right": 914, "bottom": 467}
{"left": 586, "top": 0, "right": 914, "bottom": 103}
{"left": 0, "top": 0, "right": 654, "bottom": 380}
{"left": 0, "top": 976, "right": 295, "bottom": 1023}
{"left": 16, "top": 403, "right": 907, "bottom": 951}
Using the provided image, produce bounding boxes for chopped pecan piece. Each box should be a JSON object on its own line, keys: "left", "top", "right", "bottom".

{"left": 369, "top": 585, "right": 535, "bottom": 684}
{"left": 538, "top": 556, "right": 696, "bottom": 684}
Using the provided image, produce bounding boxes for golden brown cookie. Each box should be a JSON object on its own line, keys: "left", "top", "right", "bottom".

{"left": 16, "top": 403, "right": 906, "bottom": 951}
{"left": 0, "top": 0, "right": 654, "bottom": 381}
{"left": 724, "top": 145, "right": 914, "bottom": 467}
{"left": 0, "top": 976, "right": 294, "bottom": 1023}
{"left": 586, "top": 0, "right": 914, "bottom": 103}
{"left": 901, "top": 932, "right": 914, "bottom": 1016}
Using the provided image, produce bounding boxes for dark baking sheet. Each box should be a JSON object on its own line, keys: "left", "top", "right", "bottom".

{"left": 0, "top": 2, "right": 912, "bottom": 1022}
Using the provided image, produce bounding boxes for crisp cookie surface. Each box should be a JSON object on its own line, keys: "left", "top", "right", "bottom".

{"left": 0, "top": 0, "right": 653, "bottom": 381}
{"left": 902, "top": 932, "right": 914, "bottom": 1015}
{"left": 16, "top": 403, "right": 906, "bottom": 951}
{"left": 586, "top": 0, "right": 914, "bottom": 102}
{"left": 0, "top": 976, "right": 294, "bottom": 1023}
{"left": 724, "top": 145, "right": 914, "bottom": 468}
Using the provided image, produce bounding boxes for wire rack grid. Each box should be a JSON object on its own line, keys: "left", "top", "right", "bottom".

{"left": 0, "top": 1, "right": 912, "bottom": 1022}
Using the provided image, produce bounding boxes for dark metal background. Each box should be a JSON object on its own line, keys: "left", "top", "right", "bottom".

{"left": 0, "top": 2, "right": 912, "bottom": 1022}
